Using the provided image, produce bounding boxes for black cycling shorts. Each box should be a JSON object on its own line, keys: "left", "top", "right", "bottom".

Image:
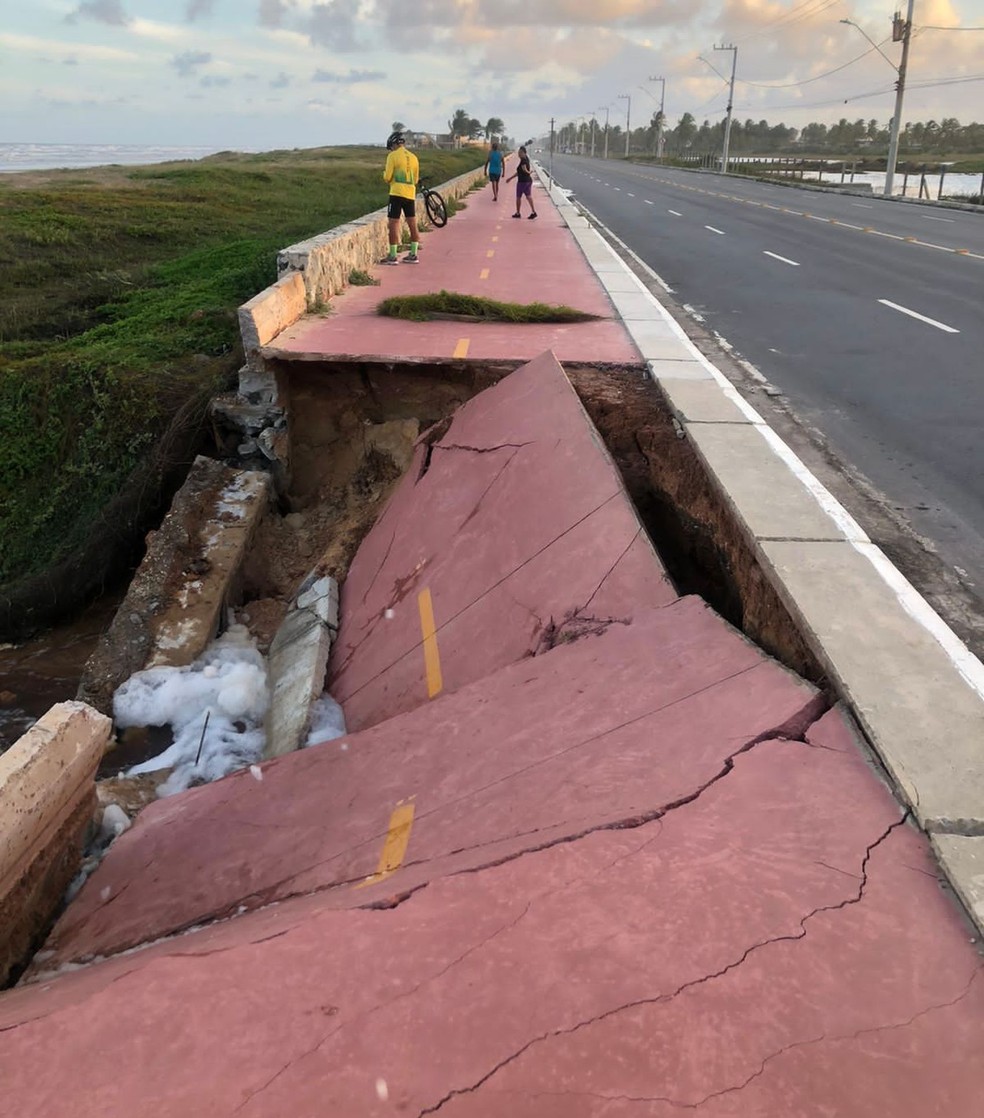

{"left": 388, "top": 196, "right": 416, "bottom": 220}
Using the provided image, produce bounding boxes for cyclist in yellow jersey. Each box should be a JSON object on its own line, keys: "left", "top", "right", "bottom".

{"left": 383, "top": 131, "right": 420, "bottom": 264}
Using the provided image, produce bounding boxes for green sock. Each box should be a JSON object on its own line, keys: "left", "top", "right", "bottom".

{"left": 411, "top": 241, "right": 419, "bottom": 255}
{"left": 388, "top": 244, "right": 398, "bottom": 259}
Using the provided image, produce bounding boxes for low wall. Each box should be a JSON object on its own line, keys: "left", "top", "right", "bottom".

{"left": 239, "top": 166, "right": 487, "bottom": 363}
{"left": 0, "top": 702, "right": 111, "bottom": 985}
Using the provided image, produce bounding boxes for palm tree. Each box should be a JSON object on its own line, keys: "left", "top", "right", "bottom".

{"left": 485, "top": 117, "right": 505, "bottom": 141}
{"left": 391, "top": 121, "right": 406, "bottom": 133}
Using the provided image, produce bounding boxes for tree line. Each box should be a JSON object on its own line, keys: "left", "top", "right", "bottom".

{"left": 393, "top": 110, "right": 506, "bottom": 143}
{"left": 558, "top": 113, "right": 984, "bottom": 157}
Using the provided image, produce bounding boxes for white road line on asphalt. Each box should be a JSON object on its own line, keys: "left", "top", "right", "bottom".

{"left": 922, "top": 215, "right": 954, "bottom": 222}
{"left": 644, "top": 199, "right": 654, "bottom": 205}
{"left": 878, "top": 299, "right": 960, "bottom": 333}
{"left": 627, "top": 193, "right": 635, "bottom": 197}
{"left": 614, "top": 187, "right": 622, "bottom": 191}
{"left": 764, "top": 251, "right": 801, "bottom": 266}
{"left": 852, "top": 203, "right": 873, "bottom": 208}
{"left": 705, "top": 225, "right": 726, "bottom": 235}
{"left": 668, "top": 209, "right": 682, "bottom": 216}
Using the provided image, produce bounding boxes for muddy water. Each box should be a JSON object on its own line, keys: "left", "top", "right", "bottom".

{"left": 0, "top": 594, "right": 123, "bottom": 754}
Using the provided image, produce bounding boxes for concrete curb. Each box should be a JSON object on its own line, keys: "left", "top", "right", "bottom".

{"left": 541, "top": 171, "right": 984, "bottom": 930}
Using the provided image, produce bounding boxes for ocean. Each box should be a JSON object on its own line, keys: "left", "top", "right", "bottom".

{"left": 0, "top": 142, "right": 235, "bottom": 174}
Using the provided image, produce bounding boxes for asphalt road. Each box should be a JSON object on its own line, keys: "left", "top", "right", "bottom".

{"left": 548, "top": 154, "right": 984, "bottom": 588}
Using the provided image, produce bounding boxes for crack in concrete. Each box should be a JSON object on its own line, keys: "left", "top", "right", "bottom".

{"left": 416, "top": 812, "right": 911, "bottom": 1115}
{"left": 528, "top": 967, "right": 982, "bottom": 1111}
{"left": 433, "top": 441, "right": 533, "bottom": 454}
{"left": 579, "top": 526, "right": 646, "bottom": 614}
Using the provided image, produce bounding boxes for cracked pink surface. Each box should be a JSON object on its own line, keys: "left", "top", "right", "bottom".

{"left": 2, "top": 740, "right": 981, "bottom": 1116}
{"left": 38, "top": 598, "right": 820, "bottom": 967}
{"left": 329, "top": 351, "right": 676, "bottom": 731}
{"left": 264, "top": 185, "right": 641, "bottom": 365}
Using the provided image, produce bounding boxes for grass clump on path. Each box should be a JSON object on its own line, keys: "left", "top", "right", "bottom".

{"left": 377, "top": 291, "right": 601, "bottom": 324}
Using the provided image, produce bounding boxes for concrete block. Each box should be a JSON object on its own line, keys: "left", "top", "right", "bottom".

{"left": 263, "top": 606, "right": 333, "bottom": 760}
{"left": 608, "top": 289, "right": 664, "bottom": 321}
{"left": 238, "top": 272, "right": 307, "bottom": 351}
{"left": 658, "top": 378, "right": 758, "bottom": 424}
{"left": 0, "top": 701, "right": 111, "bottom": 984}
{"left": 78, "top": 458, "right": 272, "bottom": 714}
{"left": 599, "top": 271, "right": 647, "bottom": 294}
{"left": 688, "top": 425, "right": 847, "bottom": 541}
{"left": 932, "top": 835, "right": 984, "bottom": 935}
{"left": 647, "top": 358, "right": 713, "bottom": 381}
{"left": 296, "top": 575, "right": 340, "bottom": 632}
{"left": 625, "top": 319, "right": 695, "bottom": 361}
{"left": 760, "top": 539, "right": 984, "bottom": 832}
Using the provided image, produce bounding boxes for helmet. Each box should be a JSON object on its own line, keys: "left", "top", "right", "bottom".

{"left": 386, "top": 131, "right": 405, "bottom": 151}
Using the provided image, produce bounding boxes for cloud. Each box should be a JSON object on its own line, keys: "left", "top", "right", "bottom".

{"left": 312, "top": 68, "right": 385, "bottom": 83}
{"left": 186, "top": 0, "right": 216, "bottom": 18}
{"left": 66, "top": 0, "right": 129, "bottom": 25}
{"left": 270, "top": 71, "right": 291, "bottom": 88}
{"left": 304, "top": 0, "right": 362, "bottom": 50}
{"left": 259, "top": 0, "right": 297, "bottom": 28}
{"left": 0, "top": 31, "right": 137, "bottom": 62}
{"left": 171, "top": 50, "right": 213, "bottom": 77}
{"left": 200, "top": 75, "right": 231, "bottom": 87}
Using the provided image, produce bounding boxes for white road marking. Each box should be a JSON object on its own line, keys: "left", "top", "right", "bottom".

{"left": 614, "top": 186, "right": 621, "bottom": 191}
{"left": 852, "top": 203, "right": 873, "bottom": 208}
{"left": 627, "top": 192, "right": 635, "bottom": 197}
{"left": 644, "top": 199, "right": 654, "bottom": 205}
{"left": 705, "top": 225, "right": 726, "bottom": 235}
{"left": 764, "top": 251, "right": 800, "bottom": 266}
{"left": 878, "top": 299, "right": 959, "bottom": 333}
{"left": 922, "top": 215, "right": 954, "bottom": 222}
{"left": 668, "top": 209, "right": 682, "bottom": 216}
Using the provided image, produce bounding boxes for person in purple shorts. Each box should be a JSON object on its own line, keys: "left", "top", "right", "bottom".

{"left": 506, "top": 146, "right": 537, "bottom": 219}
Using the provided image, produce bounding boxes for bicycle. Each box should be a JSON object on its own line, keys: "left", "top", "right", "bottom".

{"left": 417, "top": 179, "right": 448, "bottom": 228}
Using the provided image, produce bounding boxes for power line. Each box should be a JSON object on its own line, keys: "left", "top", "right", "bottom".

{"left": 732, "top": 0, "right": 844, "bottom": 44}
{"left": 918, "top": 25, "right": 984, "bottom": 31}
{"left": 738, "top": 43, "right": 886, "bottom": 88}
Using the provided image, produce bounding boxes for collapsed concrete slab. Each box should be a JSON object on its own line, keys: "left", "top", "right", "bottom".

{"left": 0, "top": 702, "right": 111, "bottom": 985}
{"left": 329, "top": 350, "right": 677, "bottom": 732}
{"left": 35, "top": 600, "right": 823, "bottom": 969}
{"left": 77, "top": 457, "right": 271, "bottom": 718}
{"left": 3, "top": 735, "right": 982, "bottom": 1117}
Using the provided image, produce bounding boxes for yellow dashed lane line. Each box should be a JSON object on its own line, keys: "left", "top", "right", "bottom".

{"left": 418, "top": 587, "right": 443, "bottom": 698}
{"left": 453, "top": 338, "right": 470, "bottom": 359}
{"left": 356, "top": 801, "right": 416, "bottom": 888}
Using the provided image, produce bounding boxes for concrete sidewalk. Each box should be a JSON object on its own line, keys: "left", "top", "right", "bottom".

{"left": 1, "top": 172, "right": 982, "bottom": 1115}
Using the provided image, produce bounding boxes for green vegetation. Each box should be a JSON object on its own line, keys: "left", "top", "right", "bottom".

{"left": 348, "top": 268, "right": 380, "bottom": 286}
{"left": 0, "top": 145, "right": 484, "bottom": 593}
{"left": 378, "top": 291, "right": 600, "bottom": 323}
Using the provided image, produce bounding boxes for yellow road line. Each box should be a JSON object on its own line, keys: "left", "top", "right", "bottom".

{"left": 356, "top": 801, "right": 415, "bottom": 888}
{"left": 487, "top": 249, "right": 495, "bottom": 258}
{"left": 453, "top": 337, "right": 470, "bottom": 358}
{"left": 418, "top": 588, "right": 443, "bottom": 698}
{"left": 492, "top": 235, "right": 499, "bottom": 242}
{"left": 480, "top": 267, "right": 490, "bottom": 279}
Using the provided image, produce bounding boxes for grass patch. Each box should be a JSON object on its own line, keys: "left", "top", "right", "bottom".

{"left": 0, "top": 146, "right": 484, "bottom": 589}
{"left": 348, "top": 268, "right": 380, "bottom": 286}
{"left": 377, "top": 290, "right": 601, "bottom": 323}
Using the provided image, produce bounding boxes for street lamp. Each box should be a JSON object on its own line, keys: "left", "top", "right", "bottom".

{"left": 713, "top": 43, "right": 737, "bottom": 174}
{"left": 600, "top": 105, "right": 611, "bottom": 160}
{"left": 649, "top": 75, "right": 666, "bottom": 159}
{"left": 617, "top": 93, "right": 631, "bottom": 158}
{"left": 840, "top": 3, "right": 914, "bottom": 197}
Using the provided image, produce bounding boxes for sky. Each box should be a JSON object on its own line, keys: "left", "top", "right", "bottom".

{"left": 1, "top": 0, "right": 982, "bottom": 151}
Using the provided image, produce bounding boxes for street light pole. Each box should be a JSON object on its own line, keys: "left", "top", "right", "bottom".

{"left": 602, "top": 105, "right": 610, "bottom": 160}
{"left": 649, "top": 76, "right": 666, "bottom": 159}
{"left": 590, "top": 113, "right": 597, "bottom": 158}
{"left": 714, "top": 43, "right": 737, "bottom": 174}
{"left": 885, "top": 0, "right": 915, "bottom": 197}
{"left": 618, "top": 94, "right": 631, "bottom": 157}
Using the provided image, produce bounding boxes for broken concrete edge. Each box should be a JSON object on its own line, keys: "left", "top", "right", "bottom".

{"left": 543, "top": 172, "right": 984, "bottom": 933}
{"left": 263, "top": 575, "right": 339, "bottom": 760}
{"left": 0, "top": 702, "right": 111, "bottom": 986}
{"left": 77, "top": 457, "right": 272, "bottom": 716}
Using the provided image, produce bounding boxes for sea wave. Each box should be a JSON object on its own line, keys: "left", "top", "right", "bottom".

{"left": 0, "top": 142, "right": 233, "bottom": 174}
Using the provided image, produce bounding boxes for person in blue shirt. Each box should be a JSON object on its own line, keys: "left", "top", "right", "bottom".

{"left": 484, "top": 141, "right": 505, "bottom": 202}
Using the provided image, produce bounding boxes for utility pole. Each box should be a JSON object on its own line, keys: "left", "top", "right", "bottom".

{"left": 618, "top": 93, "right": 631, "bottom": 157}
{"left": 602, "top": 105, "right": 610, "bottom": 160}
{"left": 714, "top": 43, "right": 737, "bottom": 174}
{"left": 649, "top": 76, "right": 666, "bottom": 160}
{"left": 549, "top": 117, "right": 555, "bottom": 182}
{"left": 590, "top": 113, "right": 597, "bottom": 158}
{"left": 885, "top": 0, "right": 915, "bottom": 197}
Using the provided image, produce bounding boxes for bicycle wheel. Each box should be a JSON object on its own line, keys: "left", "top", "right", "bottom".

{"left": 425, "top": 189, "right": 448, "bottom": 227}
